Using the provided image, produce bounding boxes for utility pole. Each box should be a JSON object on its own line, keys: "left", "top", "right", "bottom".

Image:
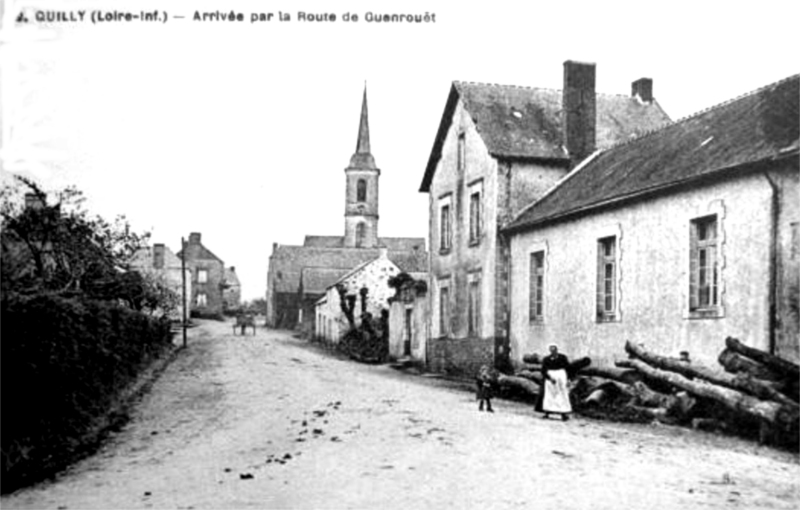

{"left": 181, "top": 236, "right": 187, "bottom": 348}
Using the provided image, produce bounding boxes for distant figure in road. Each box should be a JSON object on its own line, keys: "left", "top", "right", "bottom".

{"left": 475, "top": 364, "right": 497, "bottom": 413}
{"left": 538, "top": 343, "right": 572, "bottom": 421}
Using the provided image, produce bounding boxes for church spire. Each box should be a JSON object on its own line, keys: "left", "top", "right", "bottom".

{"left": 349, "top": 84, "right": 376, "bottom": 169}
{"left": 356, "top": 84, "right": 371, "bottom": 154}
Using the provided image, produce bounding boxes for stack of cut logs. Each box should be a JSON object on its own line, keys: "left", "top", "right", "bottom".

{"left": 498, "top": 337, "right": 799, "bottom": 447}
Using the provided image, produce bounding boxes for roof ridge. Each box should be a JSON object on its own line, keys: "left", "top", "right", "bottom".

{"left": 595, "top": 73, "right": 800, "bottom": 153}
{"left": 454, "top": 80, "right": 560, "bottom": 94}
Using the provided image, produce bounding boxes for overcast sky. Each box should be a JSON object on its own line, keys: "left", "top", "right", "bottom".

{"left": 2, "top": 0, "right": 798, "bottom": 300}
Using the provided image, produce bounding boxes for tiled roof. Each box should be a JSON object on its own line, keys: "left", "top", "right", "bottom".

{"left": 269, "top": 245, "right": 427, "bottom": 294}
{"left": 420, "top": 81, "right": 670, "bottom": 192}
{"left": 505, "top": 75, "right": 800, "bottom": 232}
{"left": 299, "top": 267, "right": 350, "bottom": 295}
{"left": 303, "top": 235, "right": 426, "bottom": 251}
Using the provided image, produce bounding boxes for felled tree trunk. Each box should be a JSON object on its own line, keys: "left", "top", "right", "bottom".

{"left": 718, "top": 349, "right": 783, "bottom": 381}
{"left": 617, "top": 359, "right": 799, "bottom": 431}
{"left": 577, "top": 366, "right": 643, "bottom": 385}
{"left": 625, "top": 341, "right": 797, "bottom": 407}
{"left": 497, "top": 374, "right": 540, "bottom": 398}
{"left": 725, "top": 336, "right": 800, "bottom": 380}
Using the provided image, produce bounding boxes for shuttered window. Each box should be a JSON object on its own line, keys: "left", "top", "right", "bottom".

{"left": 468, "top": 272, "right": 482, "bottom": 336}
{"left": 529, "top": 251, "right": 544, "bottom": 323}
{"left": 596, "top": 237, "right": 617, "bottom": 321}
{"left": 690, "top": 215, "right": 719, "bottom": 312}
{"left": 439, "top": 203, "right": 452, "bottom": 252}
{"left": 439, "top": 282, "right": 451, "bottom": 337}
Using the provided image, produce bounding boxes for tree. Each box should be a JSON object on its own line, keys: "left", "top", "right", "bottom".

{"left": 1, "top": 176, "right": 153, "bottom": 304}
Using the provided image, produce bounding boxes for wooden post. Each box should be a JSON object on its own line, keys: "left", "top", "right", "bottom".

{"left": 181, "top": 237, "right": 187, "bottom": 349}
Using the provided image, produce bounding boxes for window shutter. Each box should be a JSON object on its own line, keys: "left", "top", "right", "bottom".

{"left": 596, "top": 242, "right": 604, "bottom": 319}
{"left": 689, "top": 222, "right": 699, "bottom": 310}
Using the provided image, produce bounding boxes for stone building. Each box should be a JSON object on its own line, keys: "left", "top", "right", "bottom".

{"left": 387, "top": 272, "right": 429, "bottom": 363}
{"left": 266, "top": 87, "right": 427, "bottom": 331}
{"left": 178, "top": 232, "right": 227, "bottom": 316}
{"left": 419, "top": 61, "right": 671, "bottom": 375}
{"left": 314, "top": 249, "right": 400, "bottom": 343}
{"left": 223, "top": 266, "right": 241, "bottom": 311}
{"left": 129, "top": 243, "right": 192, "bottom": 321}
{"left": 504, "top": 74, "right": 800, "bottom": 367}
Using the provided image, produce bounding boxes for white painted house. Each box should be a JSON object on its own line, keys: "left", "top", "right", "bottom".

{"left": 504, "top": 75, "right": 799, "bottom": 368}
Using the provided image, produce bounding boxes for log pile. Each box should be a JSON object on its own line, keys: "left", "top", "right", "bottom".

{"left": 498, "top": 337, "right": 799, "bottom": 448}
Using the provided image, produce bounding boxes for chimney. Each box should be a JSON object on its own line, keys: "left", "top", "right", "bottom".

{"left": 153, "top": 244, "right": 165, "bottom": 269}
{"left": 189, "top": 232, "right": 201, "bottom": 244}
{"left": 632, "top": 78, "right": 653, "bottom": 103}
{"left": 230, "top": 266, "right": 236, "bottom": 272}
{"left": 24, "top": 192, "right": 45, "bottom": 211}
{"left": 379, "top": 247, "right": 388, "bottom": 259}
{"left": 562, "top": 60, "right": 597, "bottom": 165}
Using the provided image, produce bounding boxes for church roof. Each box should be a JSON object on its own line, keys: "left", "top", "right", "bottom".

{"left": 505, "top": 74, "right": 800, "bottom": 233}
{"left": 299, "top": 267, "right": 351, "bottom": 295}
{"left": 420, "top": 81, "right": 670, "bottom": 192}
{"left": 303, "top": 235, "right": 426, "bottom": 251}
{"left": 269, "top": 244, "right": 427, "bottom": 294}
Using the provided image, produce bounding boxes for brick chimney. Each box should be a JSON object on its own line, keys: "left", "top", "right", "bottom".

{"left": 562, "top": 60, "right": 597, "bottom": 165}
{"left": 153, "top": 244, "right": 165, "bottom": 269}
{"left": 189, "top": 232, "right": 201, "bottom": 244}
{"left": 632, "top": 78, "right": 653, "bottom": 103}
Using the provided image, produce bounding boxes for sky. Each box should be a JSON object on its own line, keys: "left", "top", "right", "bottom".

{"left": 1, "top": 0, "right": 798, "bottom": 300}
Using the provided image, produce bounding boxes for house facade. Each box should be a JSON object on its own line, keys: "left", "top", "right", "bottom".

{"left": 315, "top": 249, "right": 401, "bottom": 343}
{"left": 178, "top": 232, "right": 226, "bottom": 316}
{"left": 129, "top": 243, "right": 192, "bottom": 321}
{"left": 419, "top": 61, "right": 671, "bottom": 376}
{"left": 266, "top": 87, "right": 427, "bottom": 331}
{"left": 223, "top": 266, "right": 241, "bottom": 311}
{"left": 504, "top": 75, "right": 800, "bottom": 367}
{"left": 387, "top": 272, "right": 429, "bottom": 362}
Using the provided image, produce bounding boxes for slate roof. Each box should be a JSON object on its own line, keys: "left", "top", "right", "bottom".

{"left": 303, "top": 235, "right": 426, "bottom": 251}
{"left": 299, "top": 267, "right": 350, "bottom": 295}
{"left": 269, "top": 245, "right": 427, "bottom": 294}
{"left": 420, "top": 81, "right": 671, "bottom": 192}
{"left": 505, "top": 75, "right": 800, "bottom": 232}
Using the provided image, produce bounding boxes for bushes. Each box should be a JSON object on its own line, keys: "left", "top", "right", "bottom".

{"left": 0, "top": 292, "right": 173, "bottom": 492}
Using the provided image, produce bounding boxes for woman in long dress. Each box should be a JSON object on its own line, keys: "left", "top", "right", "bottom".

{"left": 539, "top": 343, "right": 572, "bottom": 421}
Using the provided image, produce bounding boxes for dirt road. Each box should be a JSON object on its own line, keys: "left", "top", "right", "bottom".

{"left": 2, "top": 320, "right": 798, "bottom": 509}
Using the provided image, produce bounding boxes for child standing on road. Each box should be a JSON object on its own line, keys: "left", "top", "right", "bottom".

{"left": 476, "top": 365, "right": 497, "bottom": 413}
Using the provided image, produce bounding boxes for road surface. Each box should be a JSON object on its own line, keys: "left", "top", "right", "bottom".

{"left": 2, "top": 320, "right": 798, "bottom": 509}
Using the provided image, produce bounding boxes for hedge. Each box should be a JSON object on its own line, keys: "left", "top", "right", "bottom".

{"left": 0, "top": 293, "right": 173, "bottom": 492}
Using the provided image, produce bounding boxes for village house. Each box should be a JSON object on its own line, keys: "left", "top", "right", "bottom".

{"left": 387, "top": 272, "right": 429, "bottom": 363}
{"left": 129, "top": 243, "right": 192, "bottom": 321}
{"left": 178, "top": 232, "right": 227, "bottom": 316}
{"left": 503, "top": 74, "right": 800, "bottom": 367}
{"left": 419, "top": 60, "right": 671, "bottom": 375}
{"left": 314, "top": 248, "right": 400, "bottom": 344}
{"left": 223, "top": 266, "right": 241, "bottom": 311}
{"left": 266, "top": 87, "right": 427, "bottom": 332}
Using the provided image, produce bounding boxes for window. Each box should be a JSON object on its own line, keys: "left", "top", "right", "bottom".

{"left": 468, "top": 273, "right": 482, "bottom": 336}
{"left": 439, "top": 202, "right": 452, "bottom": 253}
{"left": 596, "top": 237, "right": 617, "bottom": 321}
{"left": 357, "top": 179, "right": 367, "bottom": 202}
{"left": 468, "top": 180, "right": 483, "bottom": 245}
{"left": 356, "top": 222, "right": 366, "bottom": 247}
{"left": 457, "top": 132, "right": 466, "bottom": 173}
{"left": 197, "top": 269, "right": 208, "bottom": 283}
{"left": 690, "top": 215, "right": 719, "bottom": 312}
{"left": 439, "top": 282, "right": 451, "bottom": 337}
{"left": 196, "top": 293, "right": 207, "bottom": 306}
{"left": 404, "top": 308, "right": 413, "bottom": 356}
{"left": 529, "top": 251, "right": 544, "bottom": 322}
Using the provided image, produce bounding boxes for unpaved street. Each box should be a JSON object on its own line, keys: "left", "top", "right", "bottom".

{"left": 2, "top": 320, "right": 798, "bottom": 509}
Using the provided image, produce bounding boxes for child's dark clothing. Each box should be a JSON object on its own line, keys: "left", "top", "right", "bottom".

{"left": 476, "top": 370, "right": 496, "bottom": 412}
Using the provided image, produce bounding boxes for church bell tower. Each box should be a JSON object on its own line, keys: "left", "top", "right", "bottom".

{"left": 344, "top": 86, "right": 380, "bottom": 248}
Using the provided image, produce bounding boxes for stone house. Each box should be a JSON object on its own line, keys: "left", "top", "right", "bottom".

{"left": 223, "top": 266, "right": 241, "bottom": 311}
{"left": 419, "top": 60, "right": 671, "bottom": 375}
{"left": 387, "top": 272, "right": 429, "bottom": 362}
{"left": 128, "top": 243, "right": 192, "bottom": 321}
{"left": 315, "top": 249, "right": 400, "bottom": 344}
{"left": 178, "top": 232, "right": 226, "bottom": 316}
{"left": 504, "top": 74, "right": 799, "bottom": 367}
{"left": 266, "top": 87, "right": 427, "bottom": 331}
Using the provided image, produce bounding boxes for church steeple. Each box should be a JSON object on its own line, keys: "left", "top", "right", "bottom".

{"left": 344, "top": 84, "right": 380, "bottom": 248}
{"left": 349, "top": 84, "right": 377, "bottom": 169}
